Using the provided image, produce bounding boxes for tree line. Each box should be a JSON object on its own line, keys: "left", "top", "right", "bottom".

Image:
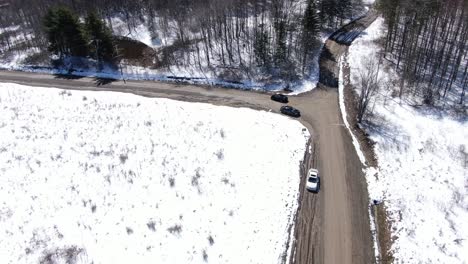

{"left": 1, "top": 0, "right": 366, "bottom": 83}
{"left": 377, "top": 0, "right": 467, "bottom": 106}
{"left": 43, "top": 7, "right": 115, "bottom": 64}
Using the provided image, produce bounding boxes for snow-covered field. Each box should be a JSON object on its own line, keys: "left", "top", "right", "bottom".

{"left": 347, "top": 18, "right": 468, "bottom": 263}
{"left": 0, "top": 83, "right": 309, "bottom": 264}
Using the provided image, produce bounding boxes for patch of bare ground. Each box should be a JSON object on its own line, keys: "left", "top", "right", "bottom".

{"left": 342, "top": 59, "right": 378, "bottom": 167}
{"left": 114, "top": 36, "right": 156, "bottom": 67}
{"left": 375, "top": 203, "right": 395, "bottom": 264}
{"left": 342, "top": 53, "right": 394, "bottom": 263}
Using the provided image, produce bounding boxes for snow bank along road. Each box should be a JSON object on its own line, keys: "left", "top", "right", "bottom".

{"left": 0, "top": 12, "right": 377, "bottom": 264}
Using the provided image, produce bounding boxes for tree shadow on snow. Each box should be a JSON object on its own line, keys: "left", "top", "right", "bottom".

{"left": 53, "top": 73, "right": 85, "bottom": 80}
{"left": 318, "top": 67, "right": 339, "bottom": 88}
{"left": 331, "top": 30, "right": 369, "bottom": 46}
{"left": 361, "top": 117, "right": 407, "bottom": 148}
{"left": 94, "top": 77, "right": 117, "bottom": 86}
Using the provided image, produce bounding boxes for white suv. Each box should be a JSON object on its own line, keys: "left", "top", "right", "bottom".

{"left": 306, "top": 168, "right": 320, "bottom": 193}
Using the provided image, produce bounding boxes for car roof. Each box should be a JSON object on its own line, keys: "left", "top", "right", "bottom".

{"left": 308, "top": 168, "right": 318, "bottom": 176}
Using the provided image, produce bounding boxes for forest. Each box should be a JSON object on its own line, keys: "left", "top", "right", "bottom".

{"left": 377, "top": 0, "right": 467, "bottom": 106}
{"left": 0, "top": 0, "right": 366, "bottom": 86}
{"left": 1, "top": 0, "right": 466, "bottom": 106}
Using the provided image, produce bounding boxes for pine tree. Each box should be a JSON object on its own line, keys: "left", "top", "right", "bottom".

{"left": 254, "top": 24, "right": 271, "bottom": 68}
{"left": 274, "top": 19, "right": 287, "bottom": 67}
{"left": 320, "top": 0, "right": 338, "bottom": 27}
{"left": 43, "top": 8, "right": 63, "bottom": 56}
{"left": 301, "top": 0, "right": 320, "bottom": 73}
{"left": 85, "top": 11, "right": 115, "bottom": 63}
{"left": 337, "top": 0, "right": 352, "bottom": 23}
{"left": 43, "top": 7, "right": 88, "bottom": 58}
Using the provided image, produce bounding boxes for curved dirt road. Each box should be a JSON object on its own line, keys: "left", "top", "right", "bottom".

{"left": 0, "top": 11, "right": 377, "bottom": 264}
{"left": 291, "top": 11, "right": 378, "bottom": 264}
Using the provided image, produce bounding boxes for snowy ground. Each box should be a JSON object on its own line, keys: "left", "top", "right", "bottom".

{"left": 0, "top": 48, "right": 318, "bottom": 94}
{"left": 109, "top": 16, "right": 176, "bottom": 49}
{"left": 0, "top": 83, "right": 310, "bottom": 264}
{"left": 346, "top": 17, "right": 468, "bottom": 263}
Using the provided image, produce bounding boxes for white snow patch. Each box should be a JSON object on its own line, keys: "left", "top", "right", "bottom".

{"left": 338, "top": 56, "right": 367, "bottom": 166}
{"left": 110, "top": 17, "right": 157, "bottom": 48}
{"left": 362, "top": 0, "right": 376, "bottom": 5}
{"left": 290, "top": 80, "right": 318, "bottom": 95}
{"left": 0, "top": 25, "right": 20, "bottom": 34}
{"left": 0, "top": 83, "right": 310, "bottom": 264}
{"left": 348, "top": 17, "right": 468, "bottom": 263}
{"left": 0, "top": 48, "right": 41, "bottom": 68}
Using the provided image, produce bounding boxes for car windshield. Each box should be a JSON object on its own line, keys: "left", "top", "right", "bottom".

{"left": 308, "top": 177, "right": 317, "bottom": 183}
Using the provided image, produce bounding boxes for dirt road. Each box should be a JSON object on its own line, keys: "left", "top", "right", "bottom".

{"left": 0, "top": 11, "right": 377, "bottom": 264}
{"left": 291, "top": 11, "right": 379, "bottom": 264}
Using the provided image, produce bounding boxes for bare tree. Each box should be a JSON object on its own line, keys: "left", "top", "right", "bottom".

{"left": 357, "top": 58, "right": 380, "bottom": 123}
{"left": 0, "top": 0, "right": 369, "bottom": 85}
{"left": 378, "top": 0, "right": 467, "bottom": 107}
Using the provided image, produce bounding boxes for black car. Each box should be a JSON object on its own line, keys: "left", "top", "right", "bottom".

{"left": 271, "top": 93, "right": 289, "bottom": 103}
{"left": 280, "top": 106, "right": 301, "bottom": 118}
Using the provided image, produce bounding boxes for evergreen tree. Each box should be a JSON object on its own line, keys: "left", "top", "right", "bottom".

{"left": 274, "top": 19, "right": 287, "bottom": 67}
{"left": 337, "top": 0, "right": 352, "bottom": 22}
{"left": 254, "top": 24, "right": 271, "bottom": 68}
{"left": 320, "top": 0, "right": 338, "bottom": 27}
{"left": 43, "top": 8, "right": 62, "bottom": 55}
{"left": 43, "top": 7, "right": 88, "bottom": 57}
{"left": 301, "top": 0, "right": 320, "bottom": 73}
{"left": 85, "top": 11, "right": 116, "bottom": 63}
